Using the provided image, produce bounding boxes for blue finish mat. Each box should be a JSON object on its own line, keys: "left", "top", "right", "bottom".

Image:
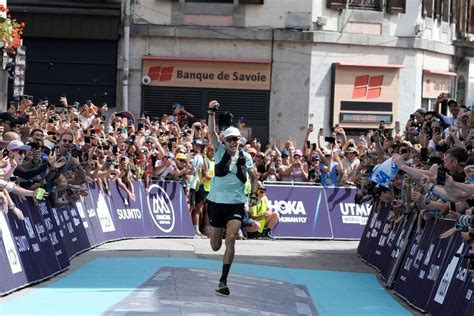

{"left": 0, "top": 258, "right": 410, "bottom": 316}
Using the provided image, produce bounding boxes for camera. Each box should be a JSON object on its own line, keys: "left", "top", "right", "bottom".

{"left": 325, "top": 136, "right": 336, "bottom": 144}
{"left": 70, "top": 145, "right": 81, "bottom": 158}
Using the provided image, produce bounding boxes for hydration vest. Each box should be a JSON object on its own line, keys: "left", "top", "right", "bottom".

{"left": 214, "top": 149, "right": 247, "bottom": 184}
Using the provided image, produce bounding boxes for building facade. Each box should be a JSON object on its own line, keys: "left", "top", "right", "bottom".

{"left": 9, "top": 1, "right": 474, "bottom": 147}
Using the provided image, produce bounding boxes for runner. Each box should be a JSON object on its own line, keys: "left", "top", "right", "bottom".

{"left": 206, "top": 100, "right": 258, "bottom": 296}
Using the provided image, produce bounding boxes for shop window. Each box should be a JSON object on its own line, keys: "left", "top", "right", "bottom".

{"left": 186, "top": 0, "right": 234, "bottom": 2}
{"left": 328, "top": 0, "right": 383, "bottom": 11}
{"left": 348, "top": 0, "right": 382, "bottom": 10}
{"left": 239, "top": 0, "right": 264, "bottom": 3}
{"left": 327, "top": 0, "right": 347, "bottom": 10}
{"left": 387, "top": 0, "right": 406, "bottom": 14}
{"left": 185, "top": 0, "right": 264, "bottom": 3}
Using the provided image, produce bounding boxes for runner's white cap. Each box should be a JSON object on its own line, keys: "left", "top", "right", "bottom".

{"left": 223, "top": 127, "right": 241, "bottom": 139}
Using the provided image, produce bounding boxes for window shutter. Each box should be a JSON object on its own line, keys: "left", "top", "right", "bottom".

{"left": 239, "top": 0, "right": 264, "bottom": 4}
{"left": 387, "top": 0, "right": 406, "bottom": 13}
{"left": 435, "top": 0, "right": 442, "bottom": 18}
{"left": 442, "top": 0, "right": 450, "bottom": 21}
{"left": 469, "top": 1, "right": 474, "bottom": 33}
{"left": 327, "top": 0, "right": 347, "bottom": 10}
{"left": 451, "top": 0, "right": 458, "bottom": 23}
{"left": 423, "top": 0, "right": 434, "bottom": 18}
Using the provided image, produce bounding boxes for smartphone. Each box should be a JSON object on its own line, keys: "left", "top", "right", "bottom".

{"left": 309, "top": 123, "right": 313, "bottom": 129}
{"left": 306, "top": 140, "right": 311, "bottom": 148}
{"left": 379, "top": 121, "right": 385, "bottom": 130}
{"left": 395, "top": 121, "right": 400, "bottom": 130}
{"left": 420, "top": 147, "right": 428, "bottom": 161}
{"left": 312, "top": 143, "right": 317, "bottom": 151}
{"left": 437, "top": 167, "right": 447, "bottom": 185}
{"left": 84, "top": 136, "right": 90, "bottom": 144}
{"left": 325, "top": 136, "right": 336, "bottom": 144}
{"left": 410, "top": 114, "right": 415, "bottom": 120}
{"left": 112, "top": 145, "right": 118, "bottom": 154}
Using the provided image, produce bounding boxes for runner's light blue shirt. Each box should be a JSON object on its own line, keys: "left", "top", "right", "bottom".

{"left": 206, "top": 143, "right": 254, "bottom": 204}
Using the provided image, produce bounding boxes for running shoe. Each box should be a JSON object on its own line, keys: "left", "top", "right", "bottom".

{"left": 215, "top": 282, "right": 230, "bottom": 296}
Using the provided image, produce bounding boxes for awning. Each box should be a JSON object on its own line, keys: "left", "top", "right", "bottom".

{"left": 335, "top": 62, "right": 404, "bottom": 69}
{"left": 423, "top": 69, "right": 457, "bottom": 77}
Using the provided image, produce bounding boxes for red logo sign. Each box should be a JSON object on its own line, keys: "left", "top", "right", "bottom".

{"left": 148, "top": 66, "right": 174, "bottom": 81}
{"left": 352, "top": 75, "right": 384, "bottom": 99}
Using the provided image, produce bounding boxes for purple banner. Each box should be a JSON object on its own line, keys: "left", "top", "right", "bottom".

{"left": 0, "top": 180, "right": 194, "bottom": 296}
{"left": 427, "top": 234, "right": 473, "bottom": 315}
{"left": 144, "top": 181, "right": 194, "bottom": 237}
{"left": 325, "top": 187, "right": 370, "bottom": 239}
{"left": 378, "top": 212, "right": 416, "bottom": 283}
{"left": 265, "top": 184, "right": 332, "bottom": 238}
{"left": 357, "top": 204, "right": 392, "bottom": 267}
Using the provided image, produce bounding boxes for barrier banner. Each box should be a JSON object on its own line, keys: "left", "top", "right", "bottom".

{"left": 35, "top": 202, "right": 69, "bottom": 271}
{"left": 0, "top": 180, "right": 194, "bottom": 296}
{"left": 324, "top": 187, "right": 369, "bottom": 239}
{"left": 9, "top": 197, "right": 61, "bottom": 282}
{"left": 145, "top": 181, "right": 194, "bottom": 237}
{"left": 393, "top": 219, "right": 455, "bottom": 310}
{"left": 427, "top": 235, "right": 473, "bottom": 315}
{"left": 73, "top": 200, "right": 100, "bottom": 250}
{"left": 82, "top": 183, "right": 123, "bottom": 244}
{"left": 106, "top": 181, "right": 145, "bottom": 238}
{"left": 52, "top": 203, "right": 91, "bottom": 260}
{"left": 381, "top": 212, "right": 416, "bottom": 284}
{"left": 393, "top": 219, "right": 437, "bottom": 309}
{"left": 0, "top": 211, "right": 26, "bottom": 294}
{"left": 265, "top": 184, "right": 333, "bottom": 238}
{"left": 357, "top": 204, "right": 392, "bottom": 267}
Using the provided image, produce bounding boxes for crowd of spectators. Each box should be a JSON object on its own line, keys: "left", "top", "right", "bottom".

{"left": 354, "top": 93, "right": 474, "bottom": 272}
{"left": 1, "top": 93, "right": 474, "bottom": 250}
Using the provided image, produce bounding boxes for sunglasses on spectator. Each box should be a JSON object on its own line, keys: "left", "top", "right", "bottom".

{"left": 225, "top": 137, "right": 240, "bottom": 143}
{"left": 62, "top": 139, "right": 73, "bottom": 144}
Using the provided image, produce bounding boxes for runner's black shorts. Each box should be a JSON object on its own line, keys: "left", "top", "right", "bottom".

{"left": 207, "top": 200, "right": 245, "bottom": 228}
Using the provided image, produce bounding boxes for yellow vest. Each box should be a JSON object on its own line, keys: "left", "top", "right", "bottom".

{"left": 251, "top": 195, "right": 268, "bottom": 233}
{"left": 203, "top": 158, "right": 214, "bottom": 192}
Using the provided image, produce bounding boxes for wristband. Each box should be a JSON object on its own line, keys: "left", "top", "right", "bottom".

{"left": 8, "top": 204, "right": 15, "bottom": 212}
{"left": 207, "top": 108, "right": 217, "bottom": 115}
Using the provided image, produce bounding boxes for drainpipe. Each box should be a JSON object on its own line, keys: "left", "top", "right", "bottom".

{"left": 123, "top": 0, "right": 131, "bottom": 112}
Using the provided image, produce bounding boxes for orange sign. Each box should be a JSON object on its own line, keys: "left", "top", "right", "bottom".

{"left": 422, "top": 73, "right": 452, "bottom": 99}
{"left": 142, "top": 57, "right": 271, "bottom": 90}
{"left": 332, "top": 63, "right": 401, "bottom": 129}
